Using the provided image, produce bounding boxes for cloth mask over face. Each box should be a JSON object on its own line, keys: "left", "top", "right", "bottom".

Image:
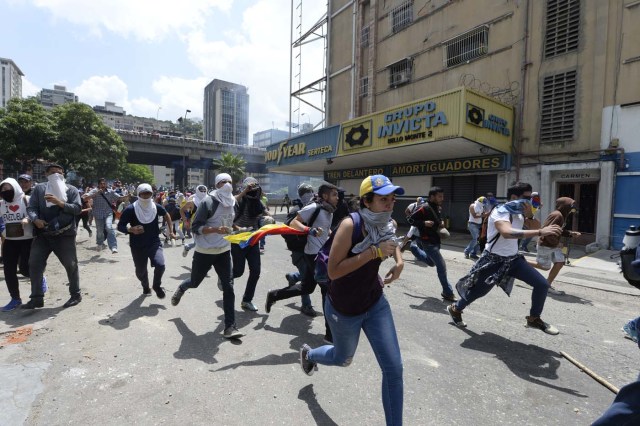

{"left": 45, "top": 173, "right": 68, "bottom": 207}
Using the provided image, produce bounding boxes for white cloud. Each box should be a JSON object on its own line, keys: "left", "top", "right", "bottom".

{"left": 74, "top": 75, "right": 129, "bottom": 107}
{"left": 30, "top": 0, "right": 232, "bottom": 41}
{"left": 21, "top": 77, "right": 41, "bottom": 98}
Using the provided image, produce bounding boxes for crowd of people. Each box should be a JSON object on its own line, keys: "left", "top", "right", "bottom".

{"left": 1, "top": 165, "right": 637, "bottom": 425}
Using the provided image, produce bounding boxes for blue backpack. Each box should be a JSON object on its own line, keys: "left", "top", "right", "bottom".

{"left": 314, "top": 212, "right": 363, "bottom": 284}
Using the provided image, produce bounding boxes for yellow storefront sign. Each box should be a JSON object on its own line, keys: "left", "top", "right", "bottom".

{"left": 337, "top": 87, "right": 513, "bottom": 156}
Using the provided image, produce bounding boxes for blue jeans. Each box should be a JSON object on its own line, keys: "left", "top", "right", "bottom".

{"left": 95, "top": 215, "right": 117, "bottom": 249}
{"left": 231, "top": 243, "right": 261, "bottom": 303}
{"left": 180, "top": 250, "right": 235, "bottom": 328}
{"left": 454, "top": 255, "right": 549, "bottom": 317}
{"left": 291, "top": 251, "right": 312, "bottom": 307}
{"left": 309, "top": 295, "right": 403, "bottom": 426}
{"left": 592, "top": 373, "right": 640, "bottom": 425}
{"left": 464, "top": 222, "right": 481, "bottom": 256}
{"left": 410, "top": 240, "right": 454, "bottom": 296}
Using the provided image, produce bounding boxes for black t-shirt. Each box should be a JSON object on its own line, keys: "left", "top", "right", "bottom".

{"left": 117, "top": 203, "right": 167, "bottom": 249}
{"left": 411, "top": 201, "right": 443, "bottom": 244}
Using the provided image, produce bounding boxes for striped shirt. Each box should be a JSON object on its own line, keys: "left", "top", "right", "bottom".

{"left": 88, "top": 189, "right": 120, "bottom": 219}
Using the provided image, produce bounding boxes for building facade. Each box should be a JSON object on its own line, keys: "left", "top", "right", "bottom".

{"left": 203, "top": 79, "right": 249, "bottom": 145}
{"left": 0, "top": 57, "right": 24, "bottom": 108}
{"left": 37, "top": 85, "right": 78, "bottom": 108}
{"left": 270, "top": 0, "right": 640, "bottom": 248}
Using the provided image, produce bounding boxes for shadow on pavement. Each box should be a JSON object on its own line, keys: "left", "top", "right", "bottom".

{"left": 459, "top": 329, "right": 587, "bottom": 397}
{"left": 514, "top": 283, "right": 593, "bottom": 305}
{"left": 1, "top": 306, "right": 65, "bottom": 328}
{"left": 98, "top": 294, "right": 166, "bottom": 330}
{"left": 298, "top": 384, "right": 339, "bottom": 426}
{"left": 169, "top": 317, "right": 221, "bottom": 364}
{"left": 405, "top": 293, "right": 449, "bottom": 315}
{"left": 78, "top": 255, "right": 118, "bottom": 265}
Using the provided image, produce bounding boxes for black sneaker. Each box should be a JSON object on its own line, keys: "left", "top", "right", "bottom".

{"left": 300, "top": 305, "right": 318, "bottom": 317}
{"left": 223, "top": 325, "right": 244, "bottom": 339}
{"left": 265, "top": 290, "right": 277, "bottom": 313}
{"left": 142, "top": 285, "right": 151, "bottom": 296}
{"left": 469, "top": 254, "right": 479, "bottom": 260}
{"left": 447, "top": 304, "right": 466, "bottom": 328}
{"left": 441, "top": 292, "right": 458, "bottom": 302}
{"left": 21, "top": 299, "right": 44, "bottom": 309}
{"left": 299, "top": 344, "right": 317, "bottom": 376}
{"left": 171, "top": 287, "right": 185, "bottom": 306}
{"left": 526, "top": 316, "right": 559, "bottom": 335}
{"left": 63, "top": 294, "right": 82, "bottom": 308}
{"left": 153, "top": 285, "right": 166, "bottom": 299}
{"left": 285, "top": 273, "right": 297, "bottom": 287}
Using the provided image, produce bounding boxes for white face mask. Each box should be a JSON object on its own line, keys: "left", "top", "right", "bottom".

{"left": 218, "top": 182, "right": 233, "bottom": 194}
{"left": 47, "top": 173, "right": 64, "bottom": 182}
{"left": 138, "top": 197, "right": 152, "bottom": 207}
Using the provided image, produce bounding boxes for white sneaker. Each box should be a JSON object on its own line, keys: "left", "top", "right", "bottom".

{"left": 111, "top": 248, "right": 118, "bottom": 254}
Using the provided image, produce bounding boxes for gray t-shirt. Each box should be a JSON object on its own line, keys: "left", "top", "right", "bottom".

{"left": 298, "top": 203, "right": 332, "bottom": 255}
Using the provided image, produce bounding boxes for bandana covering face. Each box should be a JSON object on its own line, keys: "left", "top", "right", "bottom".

{"left": 194, "top": 185, "right": 207, "bottom": 208}
{"left": 134, "top": 184, "right": 157, "bottom": 224}
{"left": 352, "top": 208, "right": 396, "bottom": 254}
{"left": 497, "top": 199, "right": 531, "bottom": 215}
{"left": 214, "top": 183, "right": 235, "bottom": 207}
{"left": 300, "top": 192, "right": 314, "bottom": 206}
{"left": 45, "top": 173, "right": 67, "bottom": 207}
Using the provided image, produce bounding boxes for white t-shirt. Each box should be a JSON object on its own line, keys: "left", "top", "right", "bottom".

{"left": 468, "top": 201, "right": 484, "bottom": 224}
{"left": 485, "top": 208, "right": 524, "bottom": 256}
{"left": 297, "top": 203, "right": 332, "bottom": 255}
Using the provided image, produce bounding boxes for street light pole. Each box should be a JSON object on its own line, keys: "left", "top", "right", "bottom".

{"left": 182, "top": 109, "right": 191, "bottom": 190}
{"left": 156, "top": 106, "right": 162, "bottom": 120}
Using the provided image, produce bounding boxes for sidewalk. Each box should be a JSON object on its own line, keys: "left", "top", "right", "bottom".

{"left": 266, "top": 207, "right": 640, "bottom": 297}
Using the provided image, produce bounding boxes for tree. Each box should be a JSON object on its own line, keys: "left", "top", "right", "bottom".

{"left": 174, "top": 118, "right": 204, "bottom": 139}
{"left": 119, "top": 163, "right": 155, "bottom": 185}
{"left": 212, "top": 152, "right": 246, "bottom": 184}
{"left": 50, "top": 103, "right": 128, "bottom": 181}
{"left": 0, "top": 98, "right": 56, "bottom": 173}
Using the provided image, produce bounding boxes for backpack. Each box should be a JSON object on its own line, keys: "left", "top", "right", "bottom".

{"left": 165, "top": 202, "right": 182, "bottom": 221}
{"left": 281, "top": 203, "right": 322, "bottom": 252}
{"left": 477, "top": 205, "right": 496, "bottom": 252}
{"left": 314, "top": 212, "right": 363, "bottom": 285}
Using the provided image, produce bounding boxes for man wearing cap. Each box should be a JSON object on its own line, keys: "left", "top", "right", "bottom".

{"left": 22, "top": 164, "right": 83, "bottom": 309}
{"left": 18, "top": 174, "right": 33, "bottom": 196}
{"left": 118, "top": 184, "right": 174, "bottom": 298}
{"left": 409, "top": 186, "right": 458, "bottom": 302}
{"left": 171, "top": 173, "right": 244, "bottom": 339}
{"left": 232, "top": 177, "right": 272, "bottom": 312}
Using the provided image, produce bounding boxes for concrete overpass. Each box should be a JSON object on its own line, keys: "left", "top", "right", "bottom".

{"left": 116, "top": 129, "right": 266, "bottom": 187}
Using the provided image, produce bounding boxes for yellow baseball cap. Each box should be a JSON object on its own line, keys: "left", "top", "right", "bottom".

{"left": 359, "top": 175, "right": 405, "bottom": 197}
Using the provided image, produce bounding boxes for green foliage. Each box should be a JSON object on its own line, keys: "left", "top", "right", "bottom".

{"left": 50, "top": 103, "right": 128, "bottom": 180}
{"left": 212, "top": 152, "right": 246, "bottom": 184}
{"left": 0, "top": 98, "right": 56, "bottom": 171}
{"left": 173, "top": 118, "right": 204, "bottom": 139}
{"left": 119, "top": 163, "right": 155, "bottom": 185}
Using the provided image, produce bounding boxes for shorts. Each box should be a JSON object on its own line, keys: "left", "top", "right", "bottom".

{"left": 536, "top": 245, "right": 565, "bottom": 270}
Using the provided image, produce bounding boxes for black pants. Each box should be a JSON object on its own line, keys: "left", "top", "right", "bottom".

{"left": 75, "top": 214, "right": 91, "bottom": 233}
{"left": 29, "top": 234, "right": 80, "bottom": 300}
{"left": 231, "top": 244, "right": 261, "bottom": 303}
{"left": 131, "top": 242, "right": 165, "bottom": 289}
{"left": 2, "top": 239, "right": 32, "bottom": 300}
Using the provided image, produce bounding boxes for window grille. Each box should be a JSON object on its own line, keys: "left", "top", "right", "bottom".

{"left": 540, "top": 70, "right": 577, "bottom": 144}
{"left": 544, "top": 0, "right": 580, "bottom": 58}
{"left": 360, "top": 77, "right": 369, "bottom": 98}
{"left": 391, "top": 1, "right": 413, "bottom": 33}
{"left": 444, "top": 26, "right": 488, "bottom": 68}
{"left": 389, "top": 58, "right": 412, "bottom": 88}
{"left": 361, "top": 25, "right": 370, "bottom": 48}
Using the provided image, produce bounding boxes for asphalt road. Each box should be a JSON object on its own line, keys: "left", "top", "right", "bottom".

{"left": 1, "top": 226, "right": 638, "bottom": 425}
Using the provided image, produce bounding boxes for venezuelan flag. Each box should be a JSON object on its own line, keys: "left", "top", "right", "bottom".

{"left": 223, "top": 224, "right": 306, "bottom": 248}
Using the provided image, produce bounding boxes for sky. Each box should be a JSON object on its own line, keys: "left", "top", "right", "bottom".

{"left": 1, "top": 0, "right": 327, "bottom": 142}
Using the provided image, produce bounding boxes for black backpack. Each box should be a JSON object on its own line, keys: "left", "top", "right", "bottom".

{"left": 282, "top": 203, "right": 322, "bottom": 252}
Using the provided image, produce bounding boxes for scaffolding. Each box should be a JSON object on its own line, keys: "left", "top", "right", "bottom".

{"left": 289, "top": 0, "right": 328, "bottom": 137}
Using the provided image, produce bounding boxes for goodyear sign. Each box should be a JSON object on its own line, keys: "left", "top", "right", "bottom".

{"left": 265, "top": 126, "right": 339, "bottom": 166}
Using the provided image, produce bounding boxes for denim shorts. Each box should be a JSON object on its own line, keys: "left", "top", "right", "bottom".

{"left": 536, "top": 245, "right": 565, "bottom": 269}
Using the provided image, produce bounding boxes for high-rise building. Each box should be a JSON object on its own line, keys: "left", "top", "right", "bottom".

{"left": 252, "top": 128, "right": 290, "bottom": 148}
{"left": 203, "top": 79, "right": 249, "bottom": 145}
{"left": 0, "top": 57, "right": 24, "bottom": 107}
{"left": 37, "top": 85, "right": 78, "bottom": 108}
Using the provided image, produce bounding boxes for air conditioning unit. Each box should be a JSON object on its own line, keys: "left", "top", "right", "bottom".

{"left": 392, "top": 70, "right": 411, "bottom": 86}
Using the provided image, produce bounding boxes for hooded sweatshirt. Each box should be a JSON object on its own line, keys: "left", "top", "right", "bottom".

{"left": 538, "top": 197, "right": 575, "bottom": 248}
{"left": 0, "top": 178, "right": 34, "bottom": 240}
